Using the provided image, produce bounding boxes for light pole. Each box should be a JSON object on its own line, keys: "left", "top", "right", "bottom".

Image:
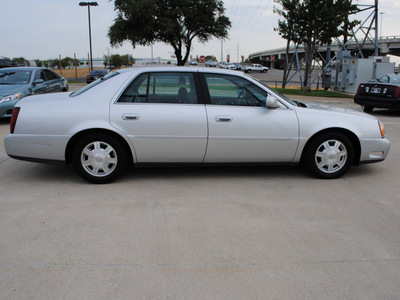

{"left": 79, "top": 2, "right": 98, "bottom": 71}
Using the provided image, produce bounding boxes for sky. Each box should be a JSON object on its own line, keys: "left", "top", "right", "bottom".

{"left": 1, "top": 0, "right": 400, "bottom": 63}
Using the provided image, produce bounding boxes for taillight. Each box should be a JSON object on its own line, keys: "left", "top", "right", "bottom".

{"left": 356, "top": 84, "right": 362, "bottom": 95}
{"left": 10, "top": 107, "right": 20, "bottom": 134}
{"left": 395, "top": 86, "right": 400, "bottom": 99}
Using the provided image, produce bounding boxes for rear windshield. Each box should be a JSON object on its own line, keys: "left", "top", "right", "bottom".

{"left": 70, "top": 71, "right": 119, "bottom": 97}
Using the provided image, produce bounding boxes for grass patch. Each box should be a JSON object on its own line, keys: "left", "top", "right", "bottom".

{"left": 274, "top": 87, "right": 353, "bottom": 98}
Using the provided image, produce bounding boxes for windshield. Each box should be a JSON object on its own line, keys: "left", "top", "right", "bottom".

{"left": 0, "top": 70, "right": 32, "bottom": 85}
{"left": 71, "top": 71, "right": 120, "bottom": 97}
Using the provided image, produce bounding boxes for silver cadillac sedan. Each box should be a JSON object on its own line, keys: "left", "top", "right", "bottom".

{"left": 4, "top": 67, "right": 390, "bottom": 183}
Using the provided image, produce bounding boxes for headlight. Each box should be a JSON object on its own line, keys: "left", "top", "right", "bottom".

{"left": 0, "top": 93, "right": 21, "bottom": 104}
{"left": 378, "top": 121, "right": 385, "bottom": 138}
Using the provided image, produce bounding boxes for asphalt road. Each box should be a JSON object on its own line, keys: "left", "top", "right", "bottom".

{"left": 0, "top": 85, "right": 399, "bottom": 299}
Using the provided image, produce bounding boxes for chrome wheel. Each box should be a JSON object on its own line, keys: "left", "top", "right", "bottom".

{"left": 315, "top": 140, "right": 348, "bottom": 174}
{"left": 81, "top": 141, "right": 118, "bottom": 177}
{"left": 73, "top": 134, "right": 127, "bottom": 183}
{"left": 303, "top": 132, "right": 354, "bottom": 179}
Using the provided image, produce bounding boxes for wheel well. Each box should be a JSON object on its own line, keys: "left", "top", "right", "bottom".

{"left": 300, "top": 128, "right": 361, "bottom": 166}
{"left": 65, "top": 129, "right": 134, "bottom": 165}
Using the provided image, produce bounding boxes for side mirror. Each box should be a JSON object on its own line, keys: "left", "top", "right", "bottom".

{"left": 266, "top": 95, "right": 279, "bottom": 109}
{"left": 34, "top": 79, "right": 44, "bottom": 85}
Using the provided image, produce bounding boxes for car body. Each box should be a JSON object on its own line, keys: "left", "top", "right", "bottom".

{"left": 354, "top": 73, "right": 400, "bottom": 112}
{"left": 0, "top": 57, "right": 17, "bottom": 69}
{"left": 189, "top": 60, "right": 198, "bottom": 65}
{"left": 0, "top": 67, "right": 68, "bottom": 117}
{"left": 244, "top": 64, "right": 268, "bottom": 73}
{"left": 86, "top": 69, "right": 110, "bottom": 84}
{"left": 5, "top": 67, "right": 390, "bottom": 183}
{"left": 233, "top": 63, "right": 244, "bottom": 71}
{"left": 205, "top": 60, "right": 217, "bottom": 67}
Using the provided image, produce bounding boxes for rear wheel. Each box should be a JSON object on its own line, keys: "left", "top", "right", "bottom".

{"left": 73, "top": 134, "right": 127, "bottom": 184}
{"left": 303, "top": 132, "right": 354, "bottom": 179}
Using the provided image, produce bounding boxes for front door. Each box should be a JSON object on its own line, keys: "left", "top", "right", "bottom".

{"left": 202, "top": 74, "right": 299, "bottom": 163}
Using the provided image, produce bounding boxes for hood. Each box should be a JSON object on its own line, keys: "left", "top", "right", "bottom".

{"left": 302, "top": 101, "right": 372, "bottom": 118}
{"left": 0, "top": 84, "right": 28, "bottom": 97}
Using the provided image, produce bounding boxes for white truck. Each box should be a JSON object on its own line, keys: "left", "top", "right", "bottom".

{"left": 244, "top": 64, "right": 268, "bottom": 73}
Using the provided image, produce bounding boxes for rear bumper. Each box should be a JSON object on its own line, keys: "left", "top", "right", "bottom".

{"left": 354, "top": 95, "right": 400, "bottom": 109}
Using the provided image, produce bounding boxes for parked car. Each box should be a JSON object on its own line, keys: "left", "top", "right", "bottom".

{"left": 86, "top": 69, "right": 110, "bottom": 84}
{"left": 5, "top": 67, "right": 390, "bottom": 183}
{"left": 0, "top": 57, "right": 17, "bottom": 69}
{"left": 219, "top": 62, "right": 236, "bottom": 70}
{"left": 205, "top": 60, "right": 217, "bottom": 67}
{"left": 0, "top": 67, "right": 68, "bottom": 117}
{"left": 189, "top": 60, "right": 198, "bottom": 65}
{"left": 233, "top": 63, "right": 244, "bottom": 71}
{"left": 354, "top": 73, "right": 400, "bottom": 112}
{"left": 244, "top": 64, "right": 268, "bottom": 73}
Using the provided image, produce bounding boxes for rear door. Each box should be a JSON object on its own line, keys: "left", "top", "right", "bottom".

{"left": 110, "top": 72, "right": 208, "bottom": 163}
{"left": 201, "top": 73, "right": 299, "bottom": 163}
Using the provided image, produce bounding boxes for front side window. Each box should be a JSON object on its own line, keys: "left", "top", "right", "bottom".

{"left": 118, "top": 72, "right": 198, "bottom": 104}
{"left": 204, "top": 74, "right": 267, "bottom": 106}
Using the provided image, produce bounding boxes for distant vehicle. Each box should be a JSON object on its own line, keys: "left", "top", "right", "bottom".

{"left": 205, "top": 60, "right": 217, "bottom": 67}
{"left": 0, "top": 57, "right": 17, "bottom": 69}
{"left": 354, "top": 73, "right": 400, "bottom": 112}
{"left": 4, "top": 67, "right": 390, "bottom": 183}
{"left": 0, "top": 67, "right": 68, "bottom": 118}
{"left": 219, "top": 62, "right": 236, "bottom": 70}
{"left": 244, "top": 64, "right": 268, "bottom": 73}
{"left": 86, "top": 69, "right": 110, "bottom": 84}
{"left": 189, "top": 60, "right": 198, "bottom": 65}
{"left": 233, "top": 63, "right": 244, "bottom": 71}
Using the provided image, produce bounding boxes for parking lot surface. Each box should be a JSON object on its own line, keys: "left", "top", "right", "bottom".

{"left": 1, "top": 83, "right": 400, "bottom": 299}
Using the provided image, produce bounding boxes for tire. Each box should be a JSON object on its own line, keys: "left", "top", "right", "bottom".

{"left": 361, "top": 105, "right": 373, "bottom": 113}
{"left": 73, "top": 134, "right": 127, "bottom": 184}
{"left": 303, "top": 132, "right": 354, "bottom": 179}
{"left": 262, "top": 69, "right": 267, "bottom": 73}
{"left": 247, "top": 69, "right": 252, "bottom": 73}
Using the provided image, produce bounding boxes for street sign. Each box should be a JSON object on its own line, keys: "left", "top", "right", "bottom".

{"left": 199, "top": 55, "right": 205, "bottom": 62}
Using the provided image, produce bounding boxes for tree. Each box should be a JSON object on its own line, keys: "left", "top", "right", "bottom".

{"left": 34, "top": 59, "right": 43, "bottom": 67}
{"left": 12, "top": 57, "right": 30, "bottom": 66}
{"left": 108, "top": 0, "right": 231, "bottom": 66}
{"left": 274, "top": 0, "right": 359, "bottom": 91}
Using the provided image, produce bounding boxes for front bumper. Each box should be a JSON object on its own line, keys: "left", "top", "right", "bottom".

{"left": 359, "top": 137, "right": 391, "bottom": 164}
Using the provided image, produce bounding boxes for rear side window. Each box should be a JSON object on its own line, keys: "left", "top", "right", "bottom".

{"left": 44, "top": 69, "right": 60, "bottom": 80}
{"left": 118, "top": 72, "right": 198, "bottom": 104}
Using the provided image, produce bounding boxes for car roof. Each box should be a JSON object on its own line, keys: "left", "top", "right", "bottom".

{"left": 0, "top": 67, "right": 47, "bottom": 72}
{"left": 115, "top": 66, "right": 243, "bottom": 76}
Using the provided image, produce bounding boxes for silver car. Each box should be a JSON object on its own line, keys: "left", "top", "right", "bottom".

{"left": 4, "top": 67, "right": 390, "bottom": 183}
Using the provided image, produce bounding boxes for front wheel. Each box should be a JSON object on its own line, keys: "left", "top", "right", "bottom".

{"left": 73, "top": 134, "right": 127, "bottom": 184}
{"left": 303, "top": 132, "right": 354, "bottom": 179}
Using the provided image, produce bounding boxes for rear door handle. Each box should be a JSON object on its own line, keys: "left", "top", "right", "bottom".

{"left": 122, "top": 114, "right": 140, "bottom": 120}
{"left": 215, "top": 115, "right": 233, "bottom": 122}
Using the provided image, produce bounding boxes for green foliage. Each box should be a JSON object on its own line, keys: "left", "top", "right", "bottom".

{"left": 108, "top": 0, "right": 231, "bottom": 65}
{"left": 205, "top": 55, "right": 217, "bottom": 61}
{"left": 34, "top": 59, "right": 43, "bottom": 67}
{"left": 12, "top": 57, "right": 30, "bottom": 66}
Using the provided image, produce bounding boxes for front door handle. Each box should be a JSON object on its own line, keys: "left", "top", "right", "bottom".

{"left": 215, "top": 115, "right": 233, "bottom": 122}
{"left": 122, "top": 114, "right": 140, "bottom": 120}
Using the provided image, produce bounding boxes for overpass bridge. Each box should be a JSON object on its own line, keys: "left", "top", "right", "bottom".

{"left": 249, "top": 36, "right": 400, "bottom": 69}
